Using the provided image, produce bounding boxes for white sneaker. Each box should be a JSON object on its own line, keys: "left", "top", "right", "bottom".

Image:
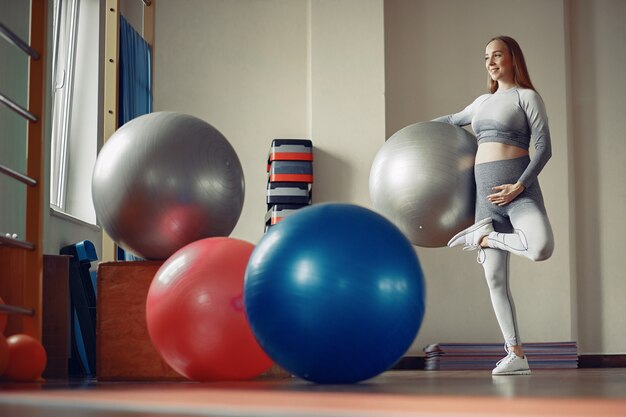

{"left": 447, "top": 218, "right": 494, "bottom": 249}
{"left": 492, "top": 348, "right": 531, "bottom": 375}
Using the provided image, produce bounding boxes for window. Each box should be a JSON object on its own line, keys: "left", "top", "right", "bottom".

{"left": 50, "top": 0, "right": 99, "bottom": 225}
{"left": 50, "top": 0, "right": 77, "bottom": 212}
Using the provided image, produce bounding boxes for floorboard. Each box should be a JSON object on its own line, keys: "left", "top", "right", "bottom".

{"left": 1, "top": 369, "right": 625, "bottom": 417}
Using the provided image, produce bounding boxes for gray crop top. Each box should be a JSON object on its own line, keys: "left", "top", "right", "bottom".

{"left": 433, "top": 87, "right": 552, "bottom": 187}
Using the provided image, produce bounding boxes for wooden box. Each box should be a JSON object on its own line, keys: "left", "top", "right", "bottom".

{"left": 96, "top": 261, "right": 183, "bottom": 381}
{"left": 42, "top": 254, "right": 71, "bottom": 380}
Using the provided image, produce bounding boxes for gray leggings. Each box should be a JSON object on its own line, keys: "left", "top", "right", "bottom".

{"left": 475, "top": 156, "right": 554, "bottom": 347}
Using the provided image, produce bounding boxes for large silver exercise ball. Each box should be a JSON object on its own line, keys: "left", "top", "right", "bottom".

{"left": 369, "top": 121, "right": 477, "bottom": 248}
{"left": 92, "top": 111, "right": 245, "bottom": 260}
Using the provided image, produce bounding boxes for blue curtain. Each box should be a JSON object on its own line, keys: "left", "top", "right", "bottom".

{"left": 119, "top": 15, "right": 152, "bottom": 126}
{"left": 117, "top": 16, "right": 152, "bottom": 261}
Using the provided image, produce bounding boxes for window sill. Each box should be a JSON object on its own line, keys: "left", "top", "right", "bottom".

{"left": 49, "top": 206, "right": 101, "bottom": 232}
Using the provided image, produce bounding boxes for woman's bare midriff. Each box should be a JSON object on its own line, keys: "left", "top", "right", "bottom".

{"left": 475, "top": 142, "right": 529, "bottom": 165}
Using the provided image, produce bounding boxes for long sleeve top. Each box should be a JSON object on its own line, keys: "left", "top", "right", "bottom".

{"left": 433, "top": 87, "right": 552, "bottom": 187}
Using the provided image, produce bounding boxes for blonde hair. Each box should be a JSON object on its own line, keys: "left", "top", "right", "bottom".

{"left": 487, "top": 36, "right": 536, "bottom": 93}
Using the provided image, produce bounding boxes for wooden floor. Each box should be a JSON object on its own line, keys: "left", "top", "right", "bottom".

{"left": 1, "top": 369, "right": 626, "bottom": 416}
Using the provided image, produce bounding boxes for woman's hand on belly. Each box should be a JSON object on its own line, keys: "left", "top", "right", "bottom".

{"left": 488, "top": 182, "right": 526, "bottom": 206}
{"left": 475, "top": 142, "right": 529, "bottom": 164}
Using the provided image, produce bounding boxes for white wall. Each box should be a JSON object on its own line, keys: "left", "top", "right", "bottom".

{"left": 385, "top": 0, "right": 574, "bottom": 353}
{"left": 150, "top": 0, "right": 624, "bottom": 356}
{"left": 309, "top": 0, "right": 386, "bottom": 208}
{"left": 154, "top": 0, "right": 385, "bottom": 245}
{"left": 155, "top": 0, "right": 308, "bottom": 244}
{"left": 120, "top": 0, "right": 144, "bottom": 34}
{"left": 569, "top": 0, "right": 626, "bottom": 354}
{"left": 3, "top": 0, "right": 624, "bottom": 357}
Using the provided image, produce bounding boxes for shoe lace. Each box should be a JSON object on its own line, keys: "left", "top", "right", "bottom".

{"left": 495, "top": 343, "right": 514, "bottom": 367}
{"left": 463, "top": 245, "right": 486, "bottom": 264}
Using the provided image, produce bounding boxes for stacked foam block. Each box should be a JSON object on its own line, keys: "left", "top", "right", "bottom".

{"left": 265, "top": 139, "right": 313, "bottom": 232}
{"left": 423, "top": 342, "right": 578, "bottom": 370}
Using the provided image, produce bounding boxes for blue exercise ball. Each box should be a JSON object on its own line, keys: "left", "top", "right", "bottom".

{"left": 244, "top": 203, "right": 425, "bottom": 384}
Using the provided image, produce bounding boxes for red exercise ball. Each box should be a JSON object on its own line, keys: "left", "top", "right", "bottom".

{"left": 146, "top": 237, "right": 272, "bottom": 381}
{"left": 4, "top": 334, "right": 47, "bottom": 382}
{"left": 0, "top": 334, "right": 9, "bottom": 376}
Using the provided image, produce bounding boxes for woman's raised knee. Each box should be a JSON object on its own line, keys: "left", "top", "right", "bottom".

{"left": 528, "top": 243, "right": 553, "bottom": 262}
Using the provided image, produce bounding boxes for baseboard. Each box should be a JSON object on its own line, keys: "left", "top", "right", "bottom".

{"left": 393, "top": 355, "right": 626, "bottom": 370}
{"left": 578, "top": 355, "right": 626, "bottom": 368}
{"left": 393, "top": 357, "right": 425, "bottom": 370}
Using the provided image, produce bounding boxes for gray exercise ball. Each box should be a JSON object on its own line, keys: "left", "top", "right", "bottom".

{"left": 369, "top": 121, "right": 477, "bottom": 248}
{"left": 92, "top": 111, "right": 245, "bottom": 260}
